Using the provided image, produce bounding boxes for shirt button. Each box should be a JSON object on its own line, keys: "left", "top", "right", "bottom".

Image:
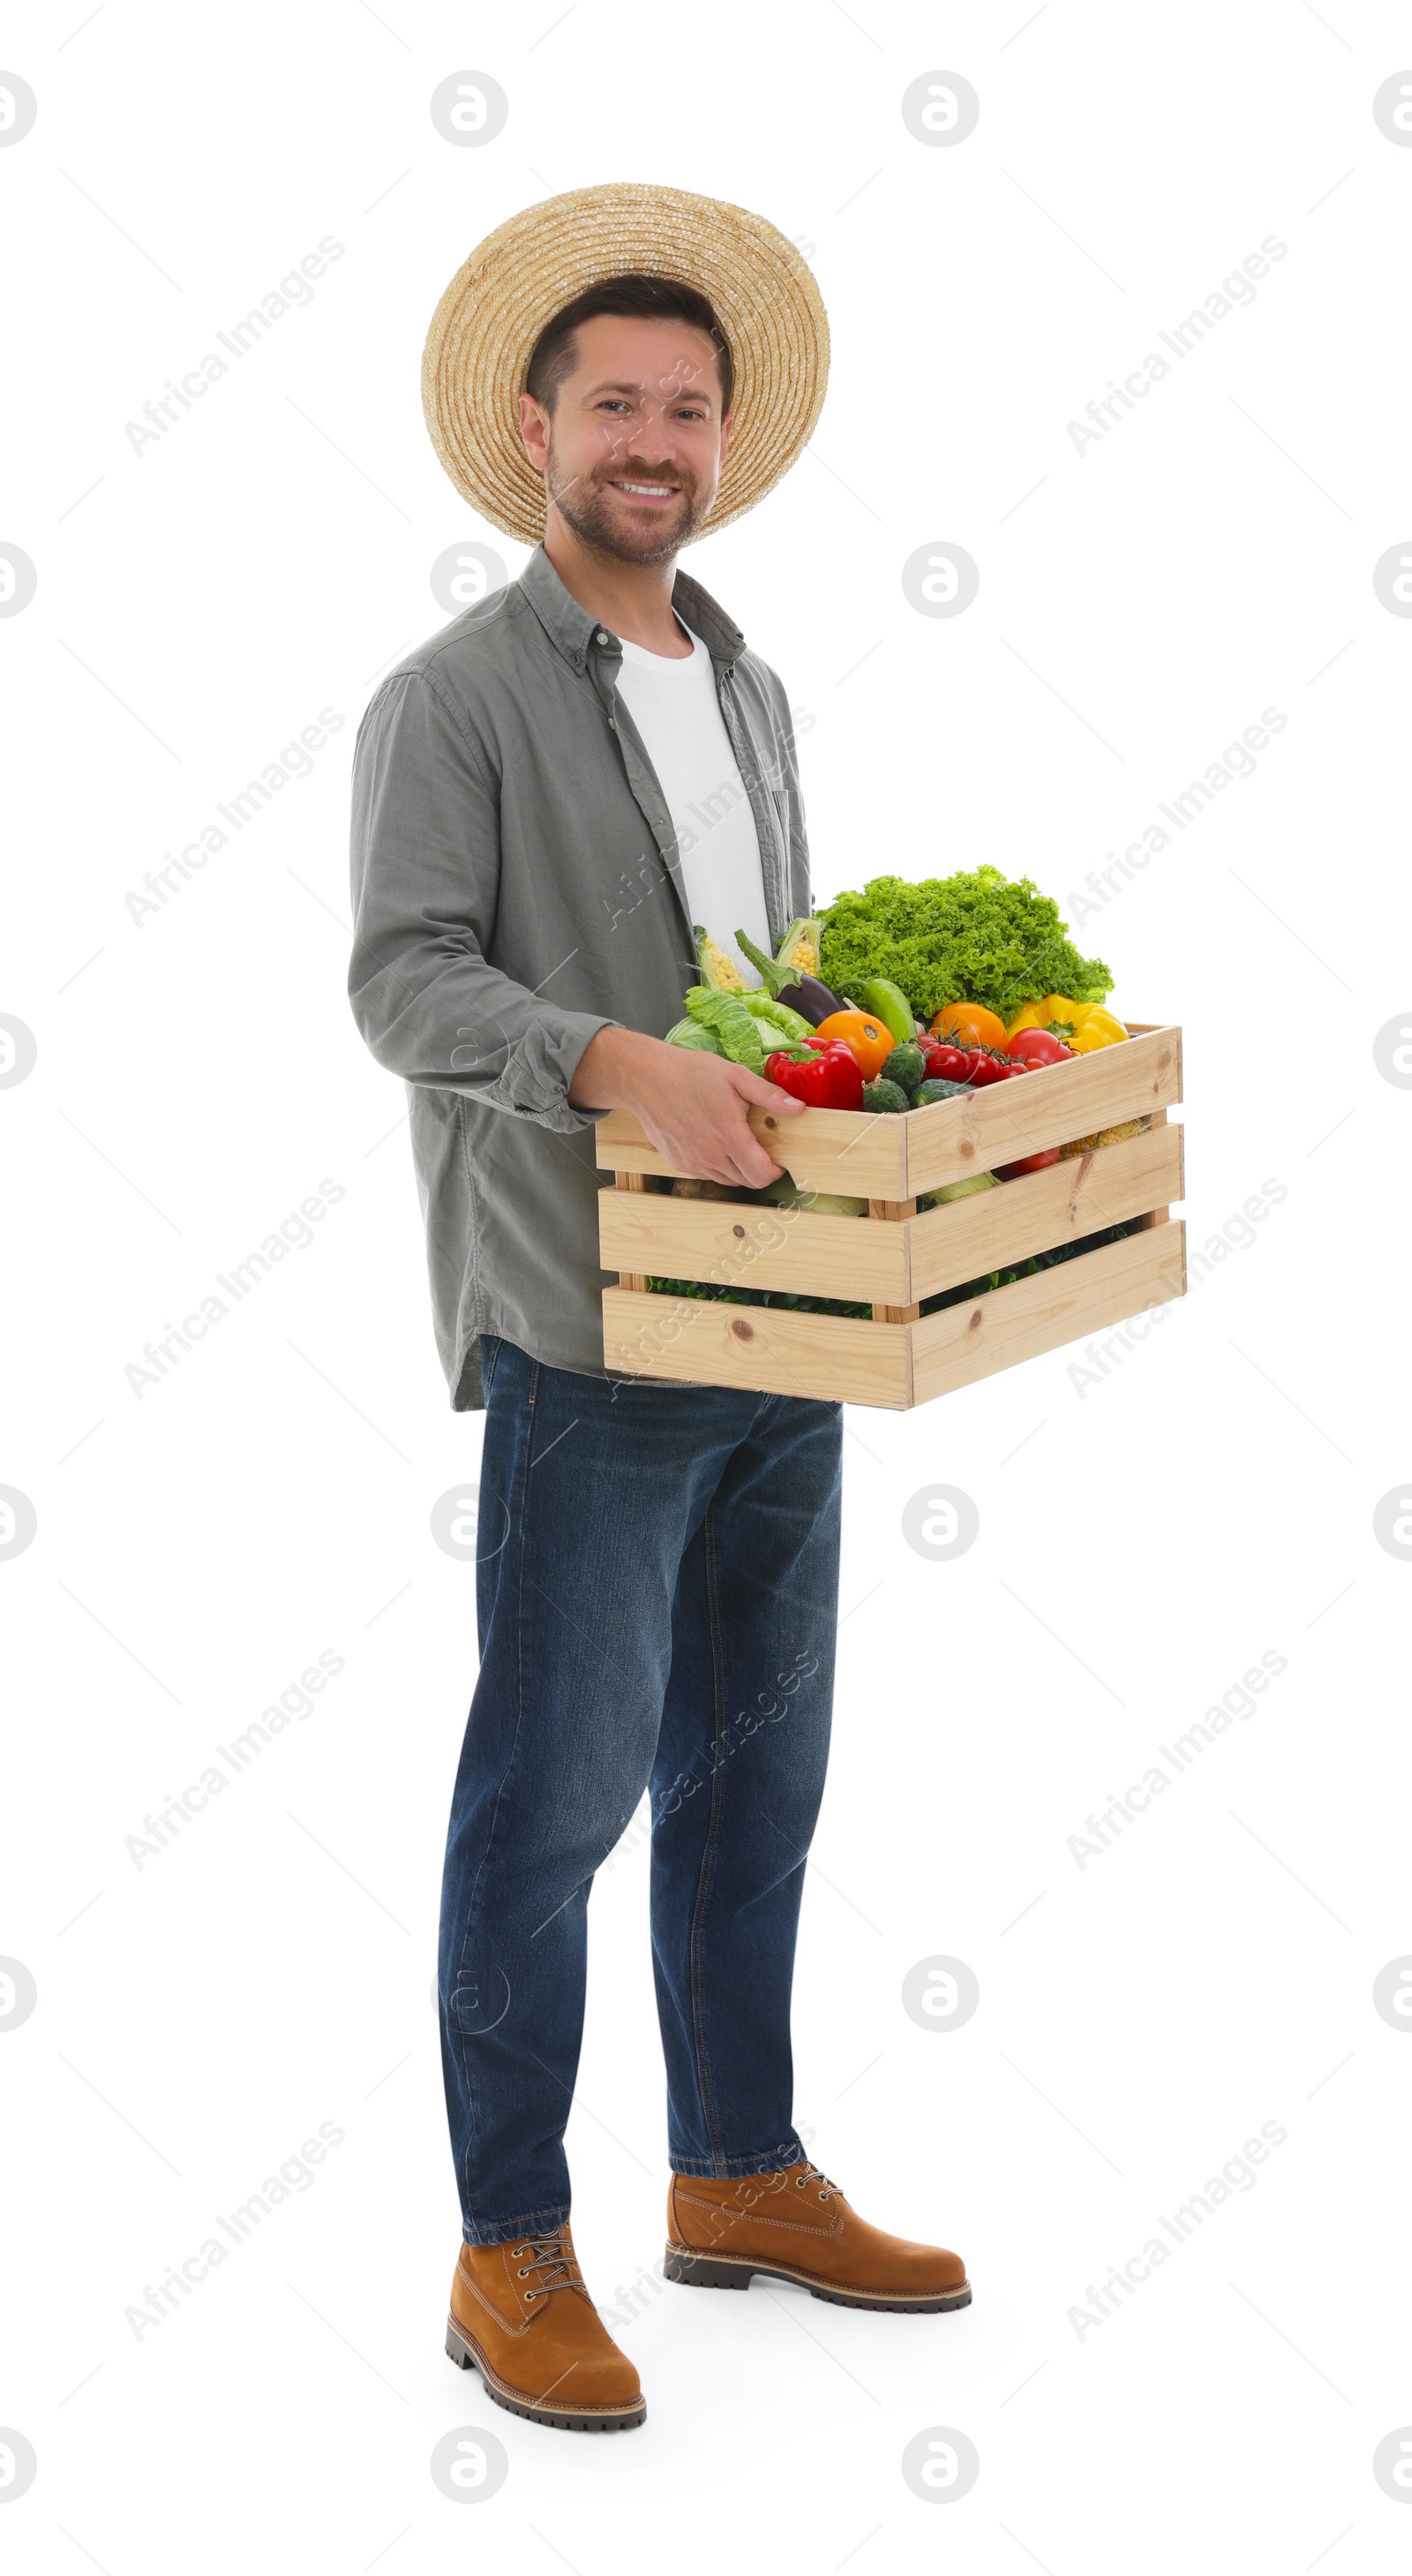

{"left": 596, "top": 629, "right": 610, "bottom": 644}
{"left": 607, "top": 717, "right": 616, "bottom": 730}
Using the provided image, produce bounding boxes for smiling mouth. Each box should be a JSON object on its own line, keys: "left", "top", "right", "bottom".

{"left": 608, "top": 479, "right": 681, "bottom": 500}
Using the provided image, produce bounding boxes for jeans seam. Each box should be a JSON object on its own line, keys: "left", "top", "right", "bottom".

{"left": 687, "top": 1502, "right": 730, "bottom": 2171}
{"left": 454, "top": 1354, "right": 537, "bottom": 2226}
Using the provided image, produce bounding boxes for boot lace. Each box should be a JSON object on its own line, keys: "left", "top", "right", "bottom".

{"left": 509, "top": 2230, "right": 583, "bottom": 2302}
{"left": 790, "top": 2159, "right": 841, "bottom": 2204}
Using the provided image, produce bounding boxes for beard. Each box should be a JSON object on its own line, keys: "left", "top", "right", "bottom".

{"left": 545, "top": 442, "right": 713, "bottom": 565}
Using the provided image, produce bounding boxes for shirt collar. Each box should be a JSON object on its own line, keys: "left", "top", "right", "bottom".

{"left": 518, "top": 542, "right": 746, "bottom": 672}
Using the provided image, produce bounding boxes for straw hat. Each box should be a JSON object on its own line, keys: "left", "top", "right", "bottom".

{"left": 421, "top": 182, "right": 830, "bottom": 544}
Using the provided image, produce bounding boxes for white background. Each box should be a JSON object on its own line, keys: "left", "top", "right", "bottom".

{"left": 4, "top": 1, "right": 1410, "bottom": 2566}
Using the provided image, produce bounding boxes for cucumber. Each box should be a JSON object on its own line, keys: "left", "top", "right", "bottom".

{"left": 861, "top": 1078, "right": 909, "bottom": 1115}
{"left": 881, "top": 1041, "right": 928, "bottom": 1094}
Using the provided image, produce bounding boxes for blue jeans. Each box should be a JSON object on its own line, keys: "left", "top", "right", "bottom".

{"left": 438, "top": 1336, "right": 843, "bottom": 2245}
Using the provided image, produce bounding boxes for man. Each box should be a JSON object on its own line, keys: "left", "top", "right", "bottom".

{"left": 349, "top": 184, "right": 969, "bottom": 2436}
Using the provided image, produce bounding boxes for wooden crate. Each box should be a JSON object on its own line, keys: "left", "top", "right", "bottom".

{"left": 597, "top": 1022, "right": 1185, "bottom": 1410}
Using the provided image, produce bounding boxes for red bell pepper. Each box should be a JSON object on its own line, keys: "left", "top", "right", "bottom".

{"left": 802, "top": 1039, "right": 864, "bottom": 1108}
{"left": 765, "top": 1040, "right": 864, "bottom": 1110}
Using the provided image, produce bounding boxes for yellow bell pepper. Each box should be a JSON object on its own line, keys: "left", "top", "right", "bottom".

{"left": 1067, "top": 1005, "right": 1127, "bottom": 1053}
{"left": 1005, "top": 995, "right": 1127, "bottom": 1051}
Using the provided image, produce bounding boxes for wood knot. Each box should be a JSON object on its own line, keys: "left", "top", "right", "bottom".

{"left": 730, "top": 1318, "right": 755, "bottom": 1341}
{"left": 732, "top": 1223, "right": 746, "bottom": 1238}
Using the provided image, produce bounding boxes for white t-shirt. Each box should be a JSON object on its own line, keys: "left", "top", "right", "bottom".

{"left": 614, "top": 621, "right": 772, "bottom": 986}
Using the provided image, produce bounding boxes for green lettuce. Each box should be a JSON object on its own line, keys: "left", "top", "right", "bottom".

{"left": 819, "top": 867, "right": 1113, "bottom": 1023}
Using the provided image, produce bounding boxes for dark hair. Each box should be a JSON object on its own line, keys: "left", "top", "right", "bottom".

{"left": 525, "top": 273, "right": 733, "bottom": 416}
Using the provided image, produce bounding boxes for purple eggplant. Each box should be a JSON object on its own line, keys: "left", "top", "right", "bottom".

{"left": 734, "top": 927, "right": 841, "bottom": 1026}
{"left": 775, "top": 975, "right": 844, "bottom": 1025}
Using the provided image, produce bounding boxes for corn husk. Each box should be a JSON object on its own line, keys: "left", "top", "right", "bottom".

{"left": 1058, "top": 1116, "right": 1150, "bottom": 1157}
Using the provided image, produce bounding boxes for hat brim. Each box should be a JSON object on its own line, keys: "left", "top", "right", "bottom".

{"left": 421, "top": 182, "right": 830, "bottom": 545}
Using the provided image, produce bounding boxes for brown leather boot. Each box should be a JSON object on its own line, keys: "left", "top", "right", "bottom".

{"left": 445, "top": 2221, "right": 645, "bottom": 2430}
{"left": 665, "top": 2161, "right": 971, "bottom": 2311}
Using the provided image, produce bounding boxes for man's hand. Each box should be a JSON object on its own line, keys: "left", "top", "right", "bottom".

{"left": 568, "top": 1026, "right": 803, "bottom": 1189}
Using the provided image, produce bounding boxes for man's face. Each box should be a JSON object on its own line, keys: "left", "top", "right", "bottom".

{"left": 519, "top": 313, "right": 732, "bottom": 565}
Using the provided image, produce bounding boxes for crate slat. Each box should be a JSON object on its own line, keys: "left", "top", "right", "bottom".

{"left": 602, "top": 1288, "right": 913, "bottom": 1407}
{"left": 595, "top": 1100, "right": 909, "bottom": 1195}
{"left": 1140, "top": 1108, "right": 1171, "bottom": 1224}
{"left": 909, "top": 1120, "right": 1183, "bottom": 1297}
{"left": 901, "top": 1024, "right": 1183, "bottom": 1196}
{"left": 910, "top": 1219, "right": 1186, "bottom": 1405}
{"left": 612, "top": 1168, "right": 650, "bottom": 1293}
{"left": 868, "top": 1196, "right": 920, "bottom": 1323}
{"left": 602, "top": 1219, "right": 1185, "bottom": 1409}
{"left": 599, "top": 1191, "right": 910, "bottom": 1303}
{"left": 595, "top": 1024, "right": 1180, "bottom": 1197}
{"left": 598, "top": 1123, "right": 1182, "bottom": 1304}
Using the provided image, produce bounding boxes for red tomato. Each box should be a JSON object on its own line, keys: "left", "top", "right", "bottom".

{"left": 1005, "top": 1028, "right": 1075, "bottom": 1069}
{"left": 996, "top": 1145, "right": 1062, "bottom": 1178}
{"left": 965, "top": 1051, "right": 1013, "bottom": 1089}
{"left": 923, "top": 1042, "right": 973, "bottom": 1083}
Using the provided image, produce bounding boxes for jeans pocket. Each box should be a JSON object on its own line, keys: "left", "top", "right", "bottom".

{"left": 480, "top": 1333, "right": 502, "bottom": 1396}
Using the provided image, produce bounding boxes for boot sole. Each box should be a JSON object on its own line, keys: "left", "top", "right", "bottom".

{"left": 444, "top": 2315, "right": 646, "bottom": 2431}
{"left": 663, "top": 2244, "right": 972, "bottom": 2312}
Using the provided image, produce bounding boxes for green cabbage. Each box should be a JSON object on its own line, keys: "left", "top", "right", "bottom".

{"left": 665, "top": 1017, "right": 725, "bottom": 1055}
{"left": 762, "top": 1179, "right": 867, "bottom": 1216}
{"left": 680, "top": 988, "right": 769, "bottom": 1070}
{"left": 739, "top": 991, "right": 815, "bottom": 1044}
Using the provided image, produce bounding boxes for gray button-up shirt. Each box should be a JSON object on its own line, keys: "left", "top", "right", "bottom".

{"left": 348, "top": 544, "right": 812, "bottom": 1406}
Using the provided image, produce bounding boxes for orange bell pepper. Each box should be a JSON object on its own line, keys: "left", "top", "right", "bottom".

{"left": 932, "top": 1001, "right": 1010, "bottom": 1052}
{"left": 811, "top": 1010, "right": 893, "bottom": 1080}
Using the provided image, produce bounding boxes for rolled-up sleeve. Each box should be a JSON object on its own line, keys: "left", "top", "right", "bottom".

{"left": 349, "top": 667, "right": 613, "bottom": 1128}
